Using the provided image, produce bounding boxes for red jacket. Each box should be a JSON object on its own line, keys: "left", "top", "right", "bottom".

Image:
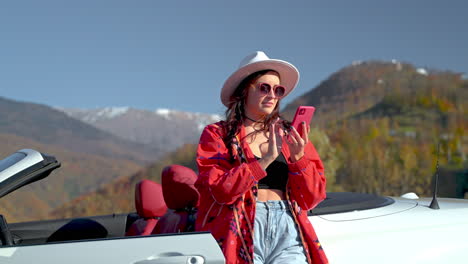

{"left": 195, "top": 121, "right": 328, "bottom": 264}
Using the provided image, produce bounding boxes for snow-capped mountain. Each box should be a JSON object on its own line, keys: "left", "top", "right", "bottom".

{"left": 58, "top": 107, "right": 222, "bottom": 152}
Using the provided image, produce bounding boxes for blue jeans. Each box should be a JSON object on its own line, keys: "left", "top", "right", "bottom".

{"left": 253, "top": 200, "right": 307, "bottom": 264}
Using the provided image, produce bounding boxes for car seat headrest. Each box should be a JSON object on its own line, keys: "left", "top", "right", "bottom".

{"left": 161, "top": 165, "right": 200, "bottom": 210}
{"left": 135, "top": 180, "right": 167, "bottom": 218}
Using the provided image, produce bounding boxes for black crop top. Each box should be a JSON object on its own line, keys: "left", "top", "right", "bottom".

{"left": 255, "top": 153, "right": 289, "bottom": 192}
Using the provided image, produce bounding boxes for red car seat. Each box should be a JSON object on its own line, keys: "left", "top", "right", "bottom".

{"left": 126, "top": 180, "right": 167, "bottom": 236}
{"left": 154, "top": 165, "right": 200, "bottom": 234}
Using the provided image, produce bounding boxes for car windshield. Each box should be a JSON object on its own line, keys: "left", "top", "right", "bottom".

{"left": 0, "top": 153, "right": 26, "bottom": 174}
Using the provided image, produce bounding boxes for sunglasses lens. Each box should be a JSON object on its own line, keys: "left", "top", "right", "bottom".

{"left": 259, "top": 83, "right": 271, "bottom": 95}
{"left": 275, "top": 86, "right": 286, "bottom": 97}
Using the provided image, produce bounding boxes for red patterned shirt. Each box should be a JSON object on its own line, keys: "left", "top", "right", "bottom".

{"left": 195, "top": 121, "right": 329, "bottom": 264}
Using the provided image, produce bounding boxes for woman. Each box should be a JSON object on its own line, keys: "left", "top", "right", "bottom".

{"left": 195, "top": 51, "right": 328, "bottom": 264}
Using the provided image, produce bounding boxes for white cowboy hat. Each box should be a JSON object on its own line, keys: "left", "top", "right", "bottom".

{"left": 220, "top": 51, "right": 300, "bottom": 107}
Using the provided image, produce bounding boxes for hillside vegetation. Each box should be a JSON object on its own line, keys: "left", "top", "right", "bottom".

{"left": 285, "top": 61, "right": 467, "bottom": 196}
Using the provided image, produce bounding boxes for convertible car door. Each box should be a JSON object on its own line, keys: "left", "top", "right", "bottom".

{"left": 0, "top": 232, "right": 224, "bottom": 264}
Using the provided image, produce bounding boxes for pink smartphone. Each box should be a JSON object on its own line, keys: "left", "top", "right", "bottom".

{"left": 291, "top": 106, "right": 315, "bottom": 135}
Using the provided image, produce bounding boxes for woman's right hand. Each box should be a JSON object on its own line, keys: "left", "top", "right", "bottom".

{"left": 258, "top": 121, "right": 283, "bottom": 170}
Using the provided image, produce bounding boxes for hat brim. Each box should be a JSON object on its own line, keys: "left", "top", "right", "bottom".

{"left": 221, "top": 59, "right": 300, "bottom": 107}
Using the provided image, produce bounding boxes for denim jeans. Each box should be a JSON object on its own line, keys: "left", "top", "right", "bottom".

{"left": 253, "top": 200, "right": 307, "bottom": 264}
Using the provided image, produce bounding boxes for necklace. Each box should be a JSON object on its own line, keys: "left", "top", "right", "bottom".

{"left": 244, "top": 115, "right": 262, "bottom": 123}
{"left": 244, "top": 115, "right": 265, "bottom": 135}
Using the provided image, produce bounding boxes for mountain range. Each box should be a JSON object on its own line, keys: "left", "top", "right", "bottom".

{"left": 0, "top": 97, "right": 219, "bottom": 222}
{"left": 283, "top": 60, "right": 456, "bottom": 122}
{"left": 57, "top": 107, "right": 221, "bottom": 153}
{"left": 51, "top": 59, "right": 467, "bottom": 219}
{"left": 1, "top": 59, "right": 467, "bottom": 221}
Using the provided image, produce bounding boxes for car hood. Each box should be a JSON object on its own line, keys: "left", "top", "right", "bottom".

{"left": 316, "top": 196, "right": 468, "bottom": 221}
{"left": 311, "top": 197, "right": 468, "bottom": 264}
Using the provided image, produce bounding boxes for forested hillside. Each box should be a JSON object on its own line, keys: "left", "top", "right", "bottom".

{"left": 285, "top": 60, "right": 467, "bottom": 196}
{"left": 0, "top": 97, "right": 156, "bottom": 222}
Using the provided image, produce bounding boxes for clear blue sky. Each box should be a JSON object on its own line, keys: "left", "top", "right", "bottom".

{"left": 0, "top": 0, "right": 466, "bottom": 115}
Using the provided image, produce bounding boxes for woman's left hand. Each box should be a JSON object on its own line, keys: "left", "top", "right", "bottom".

{"left": 285, "top": 122, "right": 309, "bottom": 162}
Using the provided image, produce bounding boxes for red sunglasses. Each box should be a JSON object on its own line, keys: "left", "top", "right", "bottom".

{"left": 256, "top": 82, "right": 286, "bottom": 98}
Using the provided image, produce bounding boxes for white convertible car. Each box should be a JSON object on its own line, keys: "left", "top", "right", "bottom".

{"left": 0, "top": 149, "right": 467, "bottom": 264}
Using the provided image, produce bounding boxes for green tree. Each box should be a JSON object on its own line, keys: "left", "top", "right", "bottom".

{"left": 309, "top": 128, "right": 342, "bottom": 191}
